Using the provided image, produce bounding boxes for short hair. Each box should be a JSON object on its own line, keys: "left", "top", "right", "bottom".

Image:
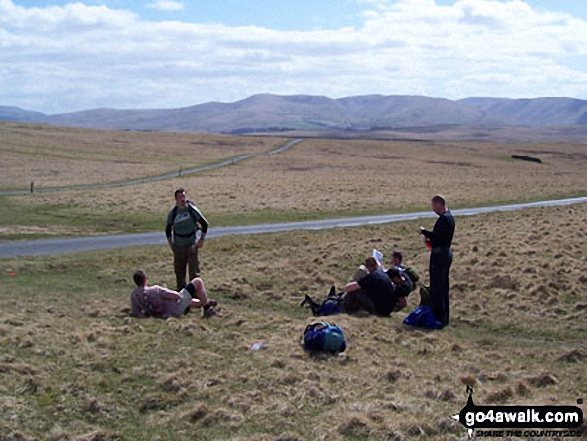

{"left": 174, "top": 188, "right": 185, "bottom": 198}
{"left": 432, "top": 195, "right": 446, "bottom": 205}
{"left": 391, "top": 251, "right": 403, "bottom": 263}
{"left": 133, "top": 270, "right": 146, "bottom": 287}
{"left": 364, "top": 256, "right": 378, "bottom": 270}
{"left": 388, "top": 268, "right": 402, "bottom": 280}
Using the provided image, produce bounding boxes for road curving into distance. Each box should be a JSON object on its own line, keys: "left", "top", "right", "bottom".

{"left": 0, "top": 139, "right": 304, "bottom": 196}
{"left": 1, "top": 196, "right": 585, "bottom": 258}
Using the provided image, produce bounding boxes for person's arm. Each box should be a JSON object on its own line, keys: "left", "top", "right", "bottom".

{"left": 189, "top": 203, "right": 209, "bottom": 247}
{"left": 165, "top": 210, "right": 174, "bottom": 247}
{"left": 193, "top": 205, "right": 208, "bottom": 235}
{"left": 420, "top": 215, "right": 445, "bottom": 239}
{"left": 156, "top": 286, "right": 182, "bottom": 301}
{"left": 345, "top": 281, "right": 360, "bottom": 293}
{"left": 198, "top": 213, "right": 209, "bottom": 236}
{"left": 420, "top": 227, "right": 431, "bottom": 238}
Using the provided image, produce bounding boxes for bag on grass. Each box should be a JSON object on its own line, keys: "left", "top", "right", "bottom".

{"left": 403, "top": 306, "right": 443, "bottom": 330}
{"left": 303, "top": 321, "right": 346, "bottom": 354}
{"left": 300, "top": 286, "right": 343, "bottom": 317}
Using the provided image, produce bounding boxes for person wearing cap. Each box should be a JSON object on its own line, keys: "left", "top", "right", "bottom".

{"left": 130, "top": 270, "right": 219, "bottom": 319}
{"left": 418, "top": 195, "right": 455, "bottom": 327}
{"left": 166, "top": 189, "right": 209, "bottom": 291}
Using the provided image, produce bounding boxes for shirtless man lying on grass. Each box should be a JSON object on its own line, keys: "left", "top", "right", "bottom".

{"left": 130, "top": 270, "right": 218, "bottom": 319}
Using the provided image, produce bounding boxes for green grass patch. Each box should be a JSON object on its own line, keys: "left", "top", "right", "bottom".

{"left": 2, "top": 189, "right": 586, "bottom": 242}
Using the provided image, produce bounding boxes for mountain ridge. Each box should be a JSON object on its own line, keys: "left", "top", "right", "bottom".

{"left": 1, "top": 95, "right": 586, "bottom": 134}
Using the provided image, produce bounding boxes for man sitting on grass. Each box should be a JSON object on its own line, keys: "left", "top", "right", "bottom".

{"left": 342, "top": 256, "right": 396, "bottom": 317}
{"left": 130, "top": 270, "right": 218, "bottom": 319}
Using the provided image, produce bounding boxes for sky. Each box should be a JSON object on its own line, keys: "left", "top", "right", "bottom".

{"left": 1, "top": 0, "right": 587, "bottom": 113}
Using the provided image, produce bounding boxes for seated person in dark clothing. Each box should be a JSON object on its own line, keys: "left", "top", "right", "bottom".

{"left": 387, "top": 267, "right": 412, "bottom": 297}
{"left": 386, "top": 267, "right": 412, "bottom": 311}
{"left": 389, "top": 250, "right": 420, "bottom": 289}
{"left": 342, "top": 256, "right": 396, "bottom": 316}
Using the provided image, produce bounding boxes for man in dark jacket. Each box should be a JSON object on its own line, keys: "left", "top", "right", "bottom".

{"left": 387, "top": 268, "right": 410, "bottom": 293}
{"left": 343, "top": 256, "right": 396, "bottom": 316}
{"left": 166, "top": 189, "right": 209, "bottom": 291}
{"left": 419, "top": 195, "right": 455, "bottom": 327}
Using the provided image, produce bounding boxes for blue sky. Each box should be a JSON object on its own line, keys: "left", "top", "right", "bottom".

{"left": 2, "top": 0, "right": 587, "bottom": 113}
{"left": 12, "top": 0, "right": 587, "bottom": 29}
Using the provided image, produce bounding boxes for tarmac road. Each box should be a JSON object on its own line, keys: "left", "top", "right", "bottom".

{"left": 1, "top": 196, "right": 585, "bottom": 258}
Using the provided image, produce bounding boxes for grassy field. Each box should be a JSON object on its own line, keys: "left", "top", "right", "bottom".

{"left": 1, "top": 204, "right": 586, "bottom": 440}
{"left": 0, "top": 122, "right": 283, "bottom": 190}
{"left": 1, "top": 124, "right": 586, "bottom": 241}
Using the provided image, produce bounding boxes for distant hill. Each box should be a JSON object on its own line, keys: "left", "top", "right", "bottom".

{"left": 0, "top": 106, "right": 47, "bottom": 123}
{"left": 2, "top": 95, "right": 587, "bottom": 134}
{"left": 460, "top": 97, "right": 587, "bottom": 126}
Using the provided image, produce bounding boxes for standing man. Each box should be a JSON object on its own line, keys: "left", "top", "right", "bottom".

{"left": 418, "top": 195, "right": 455, "bottom": 327}
{"left": 166, "top": 189, "right": 209, "bottom": 291}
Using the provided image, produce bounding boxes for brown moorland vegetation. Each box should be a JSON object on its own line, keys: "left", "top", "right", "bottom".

{"left": 0, "top": 204, "right": 585, "bottom": 440}
{"left": 0, "top": 122, "right": 283, "bottom": 190}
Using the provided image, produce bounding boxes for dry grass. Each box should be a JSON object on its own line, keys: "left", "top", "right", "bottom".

{"left": 0, "top": 122, "right": 283, "bottom": 189}
{"left": 181, "top": 138, "right": 587, "bottom": 215}
{"left": 4, "top": 134, "right": 585, "bottom": 239}
{"left": 1, "top": 204, "right": 586, "bottom": 440}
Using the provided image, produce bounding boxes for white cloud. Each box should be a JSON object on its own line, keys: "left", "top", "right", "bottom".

{"left": 145, "top": 0, "right": 184, "bottom": 12}
{"left": 0, "top": 0, "right": 586, "bottom": 113}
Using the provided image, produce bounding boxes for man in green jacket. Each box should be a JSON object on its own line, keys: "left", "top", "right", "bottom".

{"left": 166, "top": 188, "right": 209, "bottom": 291}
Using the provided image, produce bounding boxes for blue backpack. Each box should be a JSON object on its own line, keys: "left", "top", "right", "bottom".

{"left": 320, "top": 297, "right": 342, "bottom": 316}
{"left": 303, "top": 322, "right": 347, "bottom": 354}
{"left": 300, "top": 286, "right": 342, "bottom": 317}
{"left": 403, "top": 306, "right": 443, "bottom": 329}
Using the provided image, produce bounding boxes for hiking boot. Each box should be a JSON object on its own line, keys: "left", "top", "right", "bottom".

{"left": 185, "top": 298, "right": 217, "bottom": 316}
{"left": 203, "top": 306, "right": 220, "bottom": 318}
{"left": 300, "top": 295, "right": 313, "bottom": 308}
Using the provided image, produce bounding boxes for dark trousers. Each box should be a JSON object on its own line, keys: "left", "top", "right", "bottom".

{"left": 173, "top": 244, "right": 199, "bottom": 291}
{"left": 342, "top": 290, "right": 376, "bottom": 315}
{"left": 429, "top": 248, "right": 453, "bottom": 327}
